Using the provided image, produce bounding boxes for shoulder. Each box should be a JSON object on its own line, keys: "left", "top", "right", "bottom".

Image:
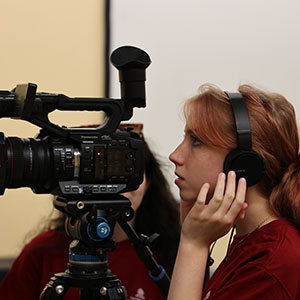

{"left": 206, "top": 220, "right": 300, "bottom": 300}
{"left": 110, "top": 239, "right": 166, "bottom": 300}
{"left": 23, "top": 229, "right": 70, "bottom": 255}
{"left": 239, "top": 219, "right": 300, "bottom": 268}
{"left": 241, "top": 219, "right": 300, "bottom": 253}
{"left": 263, "top": 219, "right": 300, "bottom": 261}
{"left": 113, "top": 238, "right": 134, "bottom": 253}
{"left": 264, "top": 220, "right": 300, "bottom": 271}
{"left": 249, "top": 219, "right": 300, "bottom": 299}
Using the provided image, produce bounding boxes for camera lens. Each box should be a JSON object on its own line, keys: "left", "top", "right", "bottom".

{"left": 5, "top": 137, "right": 52, "bottom": 188}
{"left": 0, "top": 136, "right": 77, "bottom": 194}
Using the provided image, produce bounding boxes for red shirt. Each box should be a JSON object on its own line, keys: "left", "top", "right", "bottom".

{"left": 203, "top": 219, "right": 300, "bottom": 300}
{"left": 0, "top": 229, "right": 166, "bottom": 300}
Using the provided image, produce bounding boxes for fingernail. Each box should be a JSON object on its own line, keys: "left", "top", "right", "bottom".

{"left": 229, "top": 171, "right": 235, "bottom": 177}
{"left": 219, "top": 172, "right": 225, "bottom": 179}
{"left": 239, "top": 177, "right": 246, "bottom": 183}
{"left": 203, "top": 183, "right": 210, "bottom": 189}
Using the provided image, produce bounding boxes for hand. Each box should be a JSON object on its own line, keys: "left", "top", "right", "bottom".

{"left": 181, "top": 171, "right": 247, "bottom": 248}
{"left": 180, "top": 199, "right": 195, "bottom": 224}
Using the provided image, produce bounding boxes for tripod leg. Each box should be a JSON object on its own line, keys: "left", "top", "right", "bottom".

{"left": 40, "top": 276, "right": 69, "bottom": 300}
{"left": 79, "top": 285, "right": 128, "bottom": 300}
{"left": 80, "top": 288, "right": 99, "bottom": 300}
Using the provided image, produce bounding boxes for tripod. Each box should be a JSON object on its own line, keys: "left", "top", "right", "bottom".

{"left": 40, "top": 195, "right": 170, "bottom": 300}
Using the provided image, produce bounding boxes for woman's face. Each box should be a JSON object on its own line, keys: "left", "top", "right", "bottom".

{"left": 122, "top": 173, "right": 149, "bottom": 212}
{"left": 169, "top": 126, "right": 228, "bottom": 203}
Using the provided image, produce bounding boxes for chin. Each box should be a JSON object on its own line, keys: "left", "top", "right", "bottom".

{"left": 179, "top": 190, "right": 198, "bottom": 202}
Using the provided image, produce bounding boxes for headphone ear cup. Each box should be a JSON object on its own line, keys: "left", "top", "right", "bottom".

{"left": 224, "top": 149, "right": 265, "bottom": 187}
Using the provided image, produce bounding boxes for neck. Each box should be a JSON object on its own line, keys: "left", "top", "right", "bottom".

{"left": 235, "top": 186, "right": 278, "bottom": 236}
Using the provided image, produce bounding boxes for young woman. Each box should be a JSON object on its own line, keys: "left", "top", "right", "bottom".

{"left": 168, "top": 84, "right": 300, "bottom": 300}
{"left": 0, "top": 124, "right": 180, "bottom": 300}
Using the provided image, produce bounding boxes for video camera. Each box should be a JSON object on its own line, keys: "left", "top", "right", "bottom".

{"left": 0, "top": 46, "right": 171, "bottom": 299}
{"left": 0, "top": 46, "right": 151, "bottom": 198}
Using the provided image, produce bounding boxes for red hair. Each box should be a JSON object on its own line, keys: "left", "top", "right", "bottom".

{"left": 185, "top": 83, "right": 300, "bottom": 228}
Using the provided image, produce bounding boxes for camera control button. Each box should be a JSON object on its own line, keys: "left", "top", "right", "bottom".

{"left": 100, "top": 186, "right": 107, "bottom": 192}
{"left": 92, "top": 186, "right": 99, "bottom": 193}
{"left": 64, "top": 186, "right": 71, "bottom": 192}
{"left": 126, "top": 153, "right": 134, "bottom": 159}
{"left": 126, "top": 166, "right": 133, "bottom": 172}
{"left": 72, "top": 186, "right": 80, "bottom": 193}
{"left": 83, "top": 146, "right": 92, "bottom": 153}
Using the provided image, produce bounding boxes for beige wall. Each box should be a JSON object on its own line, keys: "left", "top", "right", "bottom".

{"left": 0, "top": 0, "right": 106, "bottom": 257}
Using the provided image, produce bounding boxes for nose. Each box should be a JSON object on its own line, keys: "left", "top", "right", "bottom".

{"left": 169, "top": 143, "right": 184, "bottom": 166}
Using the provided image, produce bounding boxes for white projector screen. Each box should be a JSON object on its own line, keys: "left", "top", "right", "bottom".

{"left": 110, "top": 0, "right": 300, "bottom": 198}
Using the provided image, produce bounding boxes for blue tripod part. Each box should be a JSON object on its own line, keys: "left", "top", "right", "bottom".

{"left": 149, "top": 265, "right": 166, "bottom": 281}
{"left": 96, "top": 222, "right": 111, "bottom": 239}
{"left": 69, "top": 253, "right": 102, "bottom": 262}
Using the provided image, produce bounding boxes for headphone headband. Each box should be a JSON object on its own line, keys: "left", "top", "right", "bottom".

{"left": 225, "top": 92, "right": 252, "bottom": 150}
{"left": 224, "top": 91, "right": 265, "bottom": 186}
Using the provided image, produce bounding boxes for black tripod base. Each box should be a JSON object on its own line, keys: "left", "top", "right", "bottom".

{"left": 40, "top": 270, "right": 127, "bottom": 300}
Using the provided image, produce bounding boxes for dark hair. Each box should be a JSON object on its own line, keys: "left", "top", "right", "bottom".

{"left": 185, "top": 83, "right": 300, "bottom": 229}
{"left": 134, "top": 139, "right": 180, "bottom": 274}
{"left": 43, "top": 138, "right": 180, "bottom": 274}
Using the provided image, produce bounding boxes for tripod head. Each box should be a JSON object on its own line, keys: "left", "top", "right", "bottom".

{"left": 55, "top": 194, "right": 134, "bottom": 248}
{"left": 40, "top": 194, "right": 170, "bottom": 300}
{"left": 40, "top": 195, "right": 134, "bottom": 300}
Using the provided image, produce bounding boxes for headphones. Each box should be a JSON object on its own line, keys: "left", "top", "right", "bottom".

{"left": 223, "top": 92, "right": 265, "bottom": 187}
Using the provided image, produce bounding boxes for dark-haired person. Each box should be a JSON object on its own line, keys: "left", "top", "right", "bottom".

{"left": 167, "top": 84, "right": 300, "bottom": 300}
{"left": 0, "top": 124, "right": 180, "bottom": 300}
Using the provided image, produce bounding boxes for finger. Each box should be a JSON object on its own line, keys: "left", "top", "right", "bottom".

{"left": 226, "top": 177, "right": 247, "bottom": 221}
{"left": 180, "top": 200, "right": 195, "bottom": 223}
{"left": 233, "top": 202, "right": 248, "bottom": 225}
{"left": 207, "top": 173, "right": 226, "bottom": 212}
{"left": 193, "top": 183, "right": 210, "bottom": 212}
{"left": 238, "top": 202, "right": 248, "bottom": 219}
{"left": 219, "top": 171, "right": 236, "bottom": 214}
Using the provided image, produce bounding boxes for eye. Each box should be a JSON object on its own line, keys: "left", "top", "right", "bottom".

{"left": 190, "top": 134, "right": 202, "bottom": 145}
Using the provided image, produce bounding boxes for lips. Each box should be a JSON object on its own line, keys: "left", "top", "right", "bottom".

{"left": 175, "top": 172, "right": 184, "bottom": 185}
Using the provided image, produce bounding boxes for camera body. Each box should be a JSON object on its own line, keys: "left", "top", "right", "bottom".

{"left": 0, "top": 124, "right": 144, "bottom": 197}
{"left": 0, "top": 46, "right": 151, "bottom": 198}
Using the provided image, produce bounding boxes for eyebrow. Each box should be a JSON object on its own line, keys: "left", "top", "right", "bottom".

{"left": 184, "top": 128, "right": 196, "bottom": 136}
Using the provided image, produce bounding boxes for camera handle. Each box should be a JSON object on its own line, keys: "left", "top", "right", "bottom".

{"left": 117, "top": 219, "right": 170, "bottom": 299}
